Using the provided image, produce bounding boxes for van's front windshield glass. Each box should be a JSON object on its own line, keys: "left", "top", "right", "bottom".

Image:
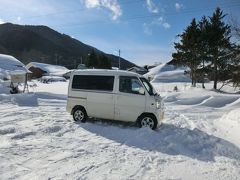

{"left": 140, "top": 77, "right": 154, "bottom": 96}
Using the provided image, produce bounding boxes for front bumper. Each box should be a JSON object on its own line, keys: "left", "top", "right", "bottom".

{"left": 155, "top": 109, "right": 164, "bottom": 127}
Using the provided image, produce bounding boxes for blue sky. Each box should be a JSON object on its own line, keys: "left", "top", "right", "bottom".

{"left": 0, "top": 0, "right": 239, "bottom": 65}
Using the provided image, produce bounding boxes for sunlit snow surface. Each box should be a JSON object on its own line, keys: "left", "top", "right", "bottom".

{"left": 0, "top": 81, "right": 240, "bottom": 179}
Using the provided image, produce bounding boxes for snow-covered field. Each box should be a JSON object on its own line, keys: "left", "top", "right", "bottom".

{"left": 0, "top": 81, "right": 240, "bottom": 179}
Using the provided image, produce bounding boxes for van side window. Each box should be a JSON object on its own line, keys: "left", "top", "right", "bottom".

{"left": 119, "top": 76, "right": 143, "bottom": 94}
{"left": 72, "top": 75, "right": 114, "bottom": 91}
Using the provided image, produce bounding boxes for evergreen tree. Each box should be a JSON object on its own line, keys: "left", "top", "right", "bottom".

{"left": 198, "top": 16, "right": 210, "bottom": 88}
{"left": 98, "top": 53, "right": 112, "bottom": 69}
{"left": 172, "top": 18, "right": 201, "bottom": 87}
{"left": 173, "top": 8, "right": 235, "bottom": 89}
{"left": 85, "top": 49, "right": 98, "bottom": 68}
{"left": 207, "top": 7, "right": 232, "bottom": 89}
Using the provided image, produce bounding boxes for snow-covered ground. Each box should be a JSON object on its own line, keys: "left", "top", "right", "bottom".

{"left": 0, "top": 81, "right": 240, "bottom": 179}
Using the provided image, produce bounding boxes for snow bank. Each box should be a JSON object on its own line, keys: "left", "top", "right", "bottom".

{"left": 216, "top": 108, "right": 240, "bottom": 146}
{"left": 163, "top": 88, "right": 240, "bottom": 108}
{"left": 0, "top": 82, "right": 10, "bottom": 94}
{"left": 201, "top": 96, "right": 239, "bottom": 108}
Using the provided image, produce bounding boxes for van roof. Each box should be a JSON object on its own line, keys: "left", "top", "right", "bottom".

{"left": 72, "top": 69, "right": 142, "bottom": 77}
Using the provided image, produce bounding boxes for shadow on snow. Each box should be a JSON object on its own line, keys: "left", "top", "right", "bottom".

{"left": 79, "top": 121, "right": 240, "bottom": 162}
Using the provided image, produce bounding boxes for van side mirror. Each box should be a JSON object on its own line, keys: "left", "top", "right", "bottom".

{"left": 139, "top": 87, "right": 145, "bottom": 95}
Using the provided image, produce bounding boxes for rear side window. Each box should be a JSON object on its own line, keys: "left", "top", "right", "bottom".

{"left": 72, "top": 75, "right": 114, "bottom": 91}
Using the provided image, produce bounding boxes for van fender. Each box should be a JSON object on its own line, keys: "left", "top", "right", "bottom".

{"left": 137, "top": 112, "right": 157, "bottom": 122}
{"left": 136, "top": 112, "right": 158, "bottom": 128}
{"left": 71, "top": 105, "right": 87, "bottom": 115}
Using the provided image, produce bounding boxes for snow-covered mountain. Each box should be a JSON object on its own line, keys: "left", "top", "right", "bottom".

{"left": 144, "top": 63, "right": 191, "bottom": 83}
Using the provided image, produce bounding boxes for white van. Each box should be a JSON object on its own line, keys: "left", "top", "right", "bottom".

{"left": 66, "top": 69, "right": 164, "bottom": 129}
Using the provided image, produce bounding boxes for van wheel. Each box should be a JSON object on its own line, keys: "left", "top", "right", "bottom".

{"left": 138, "top": 115, "right": 157, "bottom": 130}
{"left": 72, "top": 108, "right": 87, "bottom": 122}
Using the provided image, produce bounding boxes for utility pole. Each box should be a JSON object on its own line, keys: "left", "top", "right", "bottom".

{"left": 118, "top": 49, "right": 121, "bottom": 70}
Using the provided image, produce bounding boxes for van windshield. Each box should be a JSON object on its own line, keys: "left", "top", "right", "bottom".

{"left": 140, "top": 77, "right": 154, "bottom": 96}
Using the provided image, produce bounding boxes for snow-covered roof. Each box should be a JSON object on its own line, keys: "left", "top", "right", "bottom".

{"left": 127, "top": 66, "right": 148, "bottom": 72}
{"left": 152, "top": 70, "right": 191, "bottom": 83}
{"left": 144, "top": 64, "right": 176, "bottom": 77}
{"left": 26, "top": 62, "right": 69, "bottom": 76}
{"left": 41, "top": 76, "right": 66, "bottom": 80}
{"left": 77, "top": 64, "right": 86, "bottom": 69}
{"left": 0, "top": 54, "right": 28, "bottom": 73}
{"left": 144, "top": 63, "right": 190, "bottom": 83}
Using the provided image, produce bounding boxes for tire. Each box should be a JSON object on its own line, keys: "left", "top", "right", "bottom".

{"left": 138, "top": 114, "right": 157, "bottom": 130}
{"left": 72, "top": 107, "right": 87, "bottom": 122}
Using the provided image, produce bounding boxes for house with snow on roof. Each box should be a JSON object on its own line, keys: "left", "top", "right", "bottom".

{"left": 26, "top": 62, "right": 69, "bottom": 79}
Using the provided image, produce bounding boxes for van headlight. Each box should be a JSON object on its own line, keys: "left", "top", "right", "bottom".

{"left": 156, "top": 100, "right": 161, "bottom": 109}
